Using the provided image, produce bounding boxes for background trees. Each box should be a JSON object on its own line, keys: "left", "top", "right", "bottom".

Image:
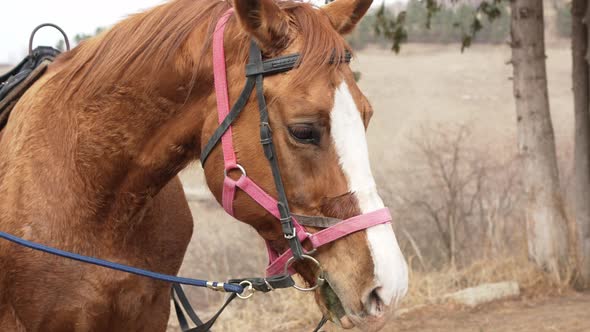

{"left": 509, "top": 0, "right": 569, "bottom": 281}
{"left": 373, "top": 0, "right": 587, "bottom": 285}
{"left": 571, "top": 0, "right": 590, "bottom": 288}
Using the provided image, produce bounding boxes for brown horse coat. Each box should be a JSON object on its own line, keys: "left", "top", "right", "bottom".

{"left": 0, "top": 0, "right": 408, "bottom": 331}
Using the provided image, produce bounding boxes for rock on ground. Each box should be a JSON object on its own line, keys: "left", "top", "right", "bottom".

{"left": 444, "top": 281, "right": 520, "bottom": 307}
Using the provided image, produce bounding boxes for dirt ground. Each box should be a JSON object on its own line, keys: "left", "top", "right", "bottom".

{"left": 166, "top": 199, "right": 590, "bottom": 332}
{"left": 392, "top": 293, "right": 590, "bottom": 332}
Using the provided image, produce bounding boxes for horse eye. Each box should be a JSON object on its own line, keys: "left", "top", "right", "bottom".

{"left": 289, "top": 125, "right": 319, "bottom": 144}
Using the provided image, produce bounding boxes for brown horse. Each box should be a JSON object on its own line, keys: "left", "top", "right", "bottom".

{"left": 0, "top": 0, "right": 408, "bottom": 331}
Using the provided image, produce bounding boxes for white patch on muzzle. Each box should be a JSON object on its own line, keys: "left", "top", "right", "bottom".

{"left": 330, "top": 81, "right": 408, "bottom": 309}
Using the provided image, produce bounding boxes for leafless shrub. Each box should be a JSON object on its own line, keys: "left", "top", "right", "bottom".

{"left": 380, "top": 123, "right": 525, "bottom": 270}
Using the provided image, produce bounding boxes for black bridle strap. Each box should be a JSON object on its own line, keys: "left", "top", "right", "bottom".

{"left": 313, "top": 316, "right": 329, "bottom": 332}
{"left": 244, "top": 51, "right": 352, "bottom": 77}
{"left": 291, "top": 214, "right": 342, "bottom": 228}
{"left": 246, "top": 52, "right": 300, "bottom": 76}
{"left": 200, "top": 76, "right": 256, "bottom": 165}
{"left": 183, "top": 293, "right": 238, "bottom": 332}
{"left": 172, "top": 275, "right": 296, "bottom": 332}
{"left": 172, "top": 284, "right": 205, "bottom": 329}
{"left": 229, "top": 274, "right": 296, "bottom": 292}
{"left": 172, "top": 285, "right": 203, "bottom": 331}
{"left": 250, "top": 40, "right": 304, "bottom": 259}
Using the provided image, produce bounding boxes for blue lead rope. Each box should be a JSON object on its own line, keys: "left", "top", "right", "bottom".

{"left": 0, "top": 231, "right": 244, "bottom": 294}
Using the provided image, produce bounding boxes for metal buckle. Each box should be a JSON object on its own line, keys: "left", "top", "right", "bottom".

{"left": 263, "top": 278, "right": 274, "bottom": 291}
{"left": 260, "top": 122, "right": 273, "bottom": 145}
{"left": 237, "top": 280, "right": 255, "bottom": 299}
{"left": 284, "top": 254, "right": 325, "bottom": 292}
{"left": 206, "top": 281, "right": 226, "bottom": 292}
{"left": 224, "top": 164, "right": 247, "bottom": 178}
{"left": 260, "top": 122, "right": 272, "bottom": 133}
{"left": 284, "top": 228, "right": 297, "bottom": 240}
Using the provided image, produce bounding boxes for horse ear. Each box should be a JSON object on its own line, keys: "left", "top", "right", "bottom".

{"left": 322, "top": 0, "right": 373, "bottom": 35}
{"left": 233, "top": 0, "right": 290, "bottom": 50}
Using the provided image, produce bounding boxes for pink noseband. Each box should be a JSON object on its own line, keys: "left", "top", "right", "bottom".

{"left": 211, "top": 9, "right": 392, "bottom": 277}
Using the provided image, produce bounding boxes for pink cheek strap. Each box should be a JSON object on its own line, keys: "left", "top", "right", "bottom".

{"left": 213, "top": 9, "right": 241, "bottom": 216}
{"left": 265, "top": 208, "right": 392, "bottom": 276}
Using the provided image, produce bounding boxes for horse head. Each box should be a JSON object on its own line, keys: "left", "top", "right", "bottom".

{"left": 199, "top": 1, "right": 408, "bottom": 330}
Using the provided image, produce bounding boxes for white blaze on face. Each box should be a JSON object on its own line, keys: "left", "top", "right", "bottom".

{"left": 330, "top": 81, "right": 408, "bottom": 310}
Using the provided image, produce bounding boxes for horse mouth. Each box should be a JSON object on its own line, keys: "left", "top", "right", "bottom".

{"left": 319, "top": 278, "right": 356, "bottom": 329}
{"left": 318, "top": 277, "right": 390, "bottom": 331}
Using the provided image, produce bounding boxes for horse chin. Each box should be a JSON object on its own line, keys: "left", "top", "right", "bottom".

{"left": 315, "top": 281, "right": 354, "bottom": 329}
{"left": 315, "top": 278, "right": 388, "bottom": 332}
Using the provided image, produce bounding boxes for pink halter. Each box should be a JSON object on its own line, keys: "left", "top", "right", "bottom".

{"left": 210, "top": 9, "right": 392, "bottom": 277}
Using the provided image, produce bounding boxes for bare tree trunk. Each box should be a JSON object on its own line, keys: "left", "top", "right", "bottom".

{"left": 449, "top": 213, "right": 456, "bottom": 267}
{"left": 510, "top": 0, "right": 569, "bottom": 281}
{"left": 402, "top": 228, "right": 426, "bottom": 270}
{"left": 572, "top": 0, "right": 590, "bottom": 288}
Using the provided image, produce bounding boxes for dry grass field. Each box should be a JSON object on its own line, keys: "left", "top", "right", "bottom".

{"left": 357, "top": 42, "right": 573, "bottom": 173}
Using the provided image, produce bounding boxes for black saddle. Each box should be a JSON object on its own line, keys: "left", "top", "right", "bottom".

{"left": 0, "top": 23, "right": 69, "bottom": 132}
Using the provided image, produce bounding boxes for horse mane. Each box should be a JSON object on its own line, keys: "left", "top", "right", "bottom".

{"left": 51, "top": 0, "right": 348, "bottom": 100}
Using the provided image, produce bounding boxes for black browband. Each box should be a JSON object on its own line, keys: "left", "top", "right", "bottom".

{"left": 245, "top": 50, "right": 353, "bottom": 77}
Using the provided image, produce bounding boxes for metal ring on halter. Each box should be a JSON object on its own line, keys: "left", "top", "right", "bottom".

{"left": 29, "top": 23, "right": 71, "bottom": 55}
{"left": 237, "top": 280, "right": 255, "bottom": 299}
{"left": 224, "top": 164, "right": 246, "bottom": 178}
{"left": 301, "top": 233, "right": 317, "bottom": 256}
{"left": 284, "top": 254, "right": 325, "bottom": 292}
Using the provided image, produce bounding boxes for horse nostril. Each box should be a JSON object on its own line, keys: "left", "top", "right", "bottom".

{"left": 363, "top": 286, "right": 386, "bottom": 317}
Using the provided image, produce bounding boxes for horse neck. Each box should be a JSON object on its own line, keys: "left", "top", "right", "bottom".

{"left": 90, "top": 75, "right": 218, "bottom": 218}
{"left": 10, "top": 52, "right": 217, "bottom": 226}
